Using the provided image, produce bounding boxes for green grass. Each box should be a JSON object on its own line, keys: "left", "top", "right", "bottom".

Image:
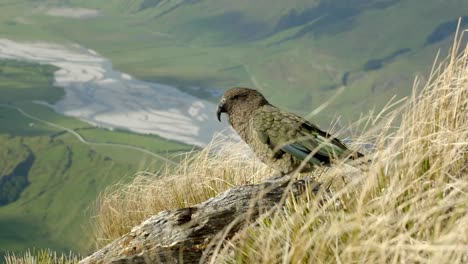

{"left": 0, "top": 60, "right": 62, "bottom": 104}
{"left": 0, "top": 132, "right": 134, "bottom": 255}
{"left": 0, "top": 59, "right": 193, "bottom": 256}
{"left": 1, "top": 0, "right": 467, "bottom": 259}
{"left": 76, "top": 128, "right": 195, "bottom": 155}
{"left": 1, "top": 0, "right": 464, "bottom": 126}
{"left": 4, "top": 249, "right": 80, "bottom": 264}
{"left": 0, "top": 107, "right": 56, "bottom": 136}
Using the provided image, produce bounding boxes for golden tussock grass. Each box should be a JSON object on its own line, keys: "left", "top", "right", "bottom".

{"left": 91, "top": 136, "right": 275, "bottom": 247}
{"left": 89, "top": 28, "right": 468, "bottom": 263}
{"left": 211, "top": 30, "right": 468, "bottom": 263}
{"left": 6, "top": 28, "right": 466, "bottom": 264}
{"left": 4, "top": 249, "right": 80, "bottom": 264}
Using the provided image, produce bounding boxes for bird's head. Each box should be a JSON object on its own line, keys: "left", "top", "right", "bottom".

{"left": 217, "top": 87, "right": 269, "bottom": 122}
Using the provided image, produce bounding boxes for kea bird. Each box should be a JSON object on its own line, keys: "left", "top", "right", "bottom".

{"left": 216, "top": 87, "right": 364, "bottom": 175}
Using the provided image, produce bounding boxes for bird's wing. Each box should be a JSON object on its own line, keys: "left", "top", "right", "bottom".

{"left": 253, "top": 106, "right": 354, "bottom": 165}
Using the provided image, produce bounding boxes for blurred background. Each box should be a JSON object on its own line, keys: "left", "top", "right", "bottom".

{"left": 0, "top": 0, "right": 467, "bottom": 257}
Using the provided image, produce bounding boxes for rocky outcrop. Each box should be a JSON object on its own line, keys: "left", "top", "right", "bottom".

{"left": 80, "top": 177, "right": 323, "bottom": 264}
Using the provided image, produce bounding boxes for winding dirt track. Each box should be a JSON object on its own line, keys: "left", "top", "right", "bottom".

{"left": 0, "top": 39, "right": 231, "bottom": 147}
{"left": 0, "top": 103, "right": 177, "bottom": 165}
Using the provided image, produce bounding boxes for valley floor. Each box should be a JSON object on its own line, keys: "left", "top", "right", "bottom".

{"left": 0, "top": 38, "right": 232, "bottom": 147}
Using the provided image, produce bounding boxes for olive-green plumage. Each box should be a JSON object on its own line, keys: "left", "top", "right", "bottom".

{"left": 217, "top": 87, "right": 364, "bottom": 174}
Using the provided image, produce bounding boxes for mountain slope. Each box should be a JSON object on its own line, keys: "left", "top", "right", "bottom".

{"left": 1, "top": 0, "right": 464, "bottom": 124}
{"left": 0, "top": 0, "right": 467, "bottom": 255}
{"left": 0, "top": 60, "right": 192, "bottom": 255}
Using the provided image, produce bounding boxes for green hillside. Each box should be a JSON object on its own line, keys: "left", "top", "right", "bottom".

{"left": 1, "top": 0, "right": 467, "bottom": 124}
{"left": 0, "top": 60, "right": 193, "bottom": 255}
{"left": 1, "top": 0, "right": 467, "bottom": 257}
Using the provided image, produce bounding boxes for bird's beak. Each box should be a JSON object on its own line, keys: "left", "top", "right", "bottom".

{"left": 216, "top": 98, "right": 226, "bottom": 122}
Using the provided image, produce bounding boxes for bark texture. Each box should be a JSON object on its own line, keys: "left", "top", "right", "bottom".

{"left": 80, "top": 177, "right": 322, "bottom": 264}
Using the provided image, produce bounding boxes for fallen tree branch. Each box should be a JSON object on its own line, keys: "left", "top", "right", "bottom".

{"left": 80, "top": 177, "right": 322, "bottom": 264}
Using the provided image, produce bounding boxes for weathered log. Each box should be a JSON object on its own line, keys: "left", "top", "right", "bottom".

{"left": 80, "top": 177, "right": 322, "bottom": 264}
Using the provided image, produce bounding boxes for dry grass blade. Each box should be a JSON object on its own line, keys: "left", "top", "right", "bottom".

{"left": 212, "top": 30, "right": 468, "bottom": 263}
{"left": 90, "top": 27, "right": 468, "bottom": 264}
{"left": 92, "top": 135, "right": 274, "bottom": 246}
{"left": 4, "top": 249, "right": 80, "bottom": 264}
